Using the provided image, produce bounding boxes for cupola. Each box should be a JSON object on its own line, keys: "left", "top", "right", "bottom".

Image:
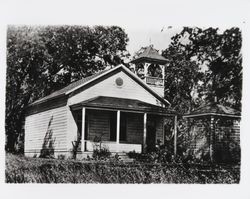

{"left": 131, "top": 45, "right": 167, "bottom": 96}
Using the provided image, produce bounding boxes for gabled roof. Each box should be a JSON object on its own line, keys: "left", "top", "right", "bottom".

{"left": 131, "top": 45, "right": 168, "bottom": 64}
{"left": 70, "top": 96, "right": 176, "bottom": 115}
{"left": 184, "top": 103, "right": 241, "bottom": 118}
{"left": 30, "top": 64, "right": 170, "bottom": 106}
{"left": 30, "top": 69, "right": 108, "bottom": 105}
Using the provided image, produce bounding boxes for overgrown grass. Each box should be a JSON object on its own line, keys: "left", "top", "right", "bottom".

{"left": 6, "top": 153, "right": 240, "bottom": 183}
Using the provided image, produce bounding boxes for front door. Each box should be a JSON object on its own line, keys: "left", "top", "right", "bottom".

{"left": 109, "top": 111, "right": 117, "bottom": 141}
{"left": 146, "top": 114, "right": 157, "bottom": 152}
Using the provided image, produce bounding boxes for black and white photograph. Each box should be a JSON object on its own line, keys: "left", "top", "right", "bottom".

{"left": 1, "top": 0, "right": 250, "bottom": 198}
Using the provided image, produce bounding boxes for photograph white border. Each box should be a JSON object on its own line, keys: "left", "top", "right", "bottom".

{"left": 0, "top": 0, "right": 250, "bottom": 199}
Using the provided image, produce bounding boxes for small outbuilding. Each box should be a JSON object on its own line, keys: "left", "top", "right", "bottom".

{"left": 183, "top": 102, "right": 241, "bottom": 163}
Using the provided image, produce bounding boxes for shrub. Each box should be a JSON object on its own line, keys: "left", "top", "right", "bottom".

{"left": 57, "top": 154, "right": 66, "bottom": 160}
{"left": 92, "top": 147, "right": 111, "bottom": 160}
{"left": 127, "top": 146, "right": 212, "bottom": 165}
{"left": 71, "top": 137, "right": 81, "bottom": 160}
{"left": 5, "top": 153, "right": 240, "bottom": 183}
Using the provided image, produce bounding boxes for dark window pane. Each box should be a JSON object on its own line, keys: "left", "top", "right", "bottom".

{"left": 120, "top": 112, "right": 127, "bottom": 141}
{"left": 110, "top": 111, "right": 117, "bottom": 141}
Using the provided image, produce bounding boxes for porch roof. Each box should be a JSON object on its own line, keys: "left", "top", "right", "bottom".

{"left": 70, "top": 96, "right": 176, "bottom": 115}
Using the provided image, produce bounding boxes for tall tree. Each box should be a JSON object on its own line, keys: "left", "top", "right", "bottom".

{"left": 162, "top": 27, "right": 242, "bottom": 113}
{"left": 6, "top": 26, "right": 49, "bottom": 152}
{"left": 6, "top": 25, "right": 129, "bottom": 152}
{"left": 162, "top": 31, "right": 203, "bottom": 114}
{"left": 40, "top": 26, "right": 129, "bottom": 91}
{"left": 204, "top": 28, "right": 242, "bottom": 110}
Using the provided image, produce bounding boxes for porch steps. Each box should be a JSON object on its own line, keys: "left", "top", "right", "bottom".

{"left": 117, "top": 153, "right": 134, "bottom": 163}
{"left": 76, "top": 152, "right": 93, "bottom": 160}
{"left": 76, "top": 152, "right": 134, "bottom": 162}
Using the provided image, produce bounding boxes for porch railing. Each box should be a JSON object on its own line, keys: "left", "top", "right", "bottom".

{"left": 145, "top": 76, "right": 164, "bottom": 86}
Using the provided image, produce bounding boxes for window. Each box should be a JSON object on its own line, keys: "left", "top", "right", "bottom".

{"left": 75, "top": 110, "right": 82, "bottom": 140}
{"left": 84, "top": 113, "right": 88, "bottom": 140}
{"left": 115, "top": 77, "right": 123, "bottom": 87}
{"left": 147, "top": 64, "right": 163, "bottom": 78}
{"left": 75, "top": 109, "right": 88, "bottom": 140}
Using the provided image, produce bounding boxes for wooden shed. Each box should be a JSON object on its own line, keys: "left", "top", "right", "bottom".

{"left": 24, "top": 64, "right": 177, "bottom": 158}
{"left": 183, "top": 103, "right": 241, "bottom": 163}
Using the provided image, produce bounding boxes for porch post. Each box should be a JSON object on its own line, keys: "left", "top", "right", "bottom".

{"left": 143, "top": 113, "right": 147, "bottom": 153}
{"left": 210, "top": 116, "right": 215, "bottom": 162}
{"left": 144, "top": 63, "right": 149, "bottom": 77}
{"left": 81, "top": 107, "right": 86, "bottom": 152}
{"left": 116, "top": 110, "right": 120, "bottom": 145}
{"left": 174, "top": 115, "right": 178, "bottom": 157}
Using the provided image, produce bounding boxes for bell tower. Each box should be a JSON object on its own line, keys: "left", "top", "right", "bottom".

{"left": 131, "top": 45, "right": 167, "bottom": 96}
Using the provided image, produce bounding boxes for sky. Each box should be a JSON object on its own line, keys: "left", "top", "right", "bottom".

{"left": 125, "top": 26, "right": 231, "bottom": 57}
{"left": 126, "top": 26, "right": 182, "bottom": 56}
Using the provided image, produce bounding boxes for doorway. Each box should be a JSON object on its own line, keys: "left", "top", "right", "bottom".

{"left": 146, "top": 114, "right": 157, "bottom": 152}
{"left": 109, "top": 111, "right": 117, "bottom": 141}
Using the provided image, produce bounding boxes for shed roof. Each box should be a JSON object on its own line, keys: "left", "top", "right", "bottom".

{"left": 70, "top": 96, "right": 176, "bottom": 115}
{"left": 184, "top": 103, "right": 241, "bottom": 118}
{"left": 131, "top": 45, "right": 168, "bottom": 64}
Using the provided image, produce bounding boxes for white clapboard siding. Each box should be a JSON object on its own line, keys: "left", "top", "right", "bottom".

{"left": 68, "top": 71, "right": 162, "bottom": 106}
{"left": 25, "top": 106, "right": 68, "bottom": 153}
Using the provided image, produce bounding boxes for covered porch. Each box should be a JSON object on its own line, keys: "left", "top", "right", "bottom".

{"left": 70, "top": 96, "right": 177, "bottom": 154}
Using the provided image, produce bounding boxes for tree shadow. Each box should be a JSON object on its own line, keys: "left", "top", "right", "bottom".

{"left": 40, "top": 116, "right": 56, "bottom": 158}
